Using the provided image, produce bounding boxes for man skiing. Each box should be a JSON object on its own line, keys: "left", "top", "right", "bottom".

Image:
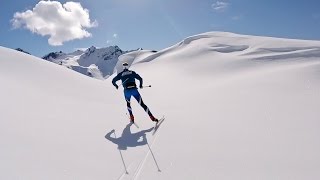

{"left": 112, "top": 62, "right": 159, "bottom": 123}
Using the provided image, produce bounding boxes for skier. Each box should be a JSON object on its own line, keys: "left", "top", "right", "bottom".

{"left": 112, "top": 62, "right": 159, "bottom": 123}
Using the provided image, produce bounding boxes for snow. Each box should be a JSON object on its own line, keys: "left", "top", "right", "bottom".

{"left": 43, "top": 46, "right": 125, "bottom": 79}
{"left": 1, "top": 32, "right": 320, "bottom": 180}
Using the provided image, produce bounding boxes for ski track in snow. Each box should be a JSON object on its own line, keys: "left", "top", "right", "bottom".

{"left": 114, "top": 131, "right": 156, "bottom": 180}
{"left": 132, "top": 125, "right": 162, "bottom": 180}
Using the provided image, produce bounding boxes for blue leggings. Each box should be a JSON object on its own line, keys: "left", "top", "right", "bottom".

{"left": 124, "top": 88, "right": 153, "bottom": 117}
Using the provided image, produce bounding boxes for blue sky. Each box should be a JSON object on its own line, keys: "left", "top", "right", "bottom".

{"left": 1, "top": 0, "right": 320, "bottom": 57}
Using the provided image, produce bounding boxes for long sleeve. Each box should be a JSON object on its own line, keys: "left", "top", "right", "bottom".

{"left": 134, "top": 72, "right": 143, "bottom": 86}
{"left": 112, "top": 73, "right": 121, "bottom": 87}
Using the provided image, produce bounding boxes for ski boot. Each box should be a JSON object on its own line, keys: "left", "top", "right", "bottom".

{"left": 130, "top": 114, "right": 135, "bottom": 123}
{"left": 150, "top": 115, "right": 159, "bottom": 123}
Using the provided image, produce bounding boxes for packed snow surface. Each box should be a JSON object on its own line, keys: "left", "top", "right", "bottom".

{"left": 1, "top": 32, "right": 320, "bottom": 180}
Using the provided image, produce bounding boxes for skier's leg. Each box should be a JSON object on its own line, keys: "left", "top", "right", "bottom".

{"left": 132, "top": 89, "right": 151, "bottom": 115}
{"left": 132, "top": 89, "right": 158, "bottom": 121}
{"left": 124, "top": 90, "right": 134, "bottom": 121}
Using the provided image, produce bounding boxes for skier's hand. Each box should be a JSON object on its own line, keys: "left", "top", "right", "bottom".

{"left": 139, "top": 84, "right": 143, "bottom": 89}
{"left": 114, "top": 85, "right": 119, "bottom": 89}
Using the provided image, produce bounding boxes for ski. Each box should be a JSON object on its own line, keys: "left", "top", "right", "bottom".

{"left": 132, "top": 122, "right": 139, "bottom": 128}
{"left": 152, "top": 117, "right": 165, "bottom": 135}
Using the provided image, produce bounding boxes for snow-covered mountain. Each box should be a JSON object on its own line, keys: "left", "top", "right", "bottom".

{"left": 43, "top": 45, "right": 131, "bottom": 79}
{"left": 1, "top": 32, "right": 320, "bottom": 180}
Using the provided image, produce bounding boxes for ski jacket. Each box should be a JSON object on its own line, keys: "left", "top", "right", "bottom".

{"left": 112, "top": 69, "right": 143, "bottom": 89}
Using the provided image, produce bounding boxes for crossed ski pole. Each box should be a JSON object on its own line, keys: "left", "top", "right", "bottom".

{"left": 118, "top": 78, "right": 129, "bottom": 88}
{"left": 119, "top": 79, "right": 151, "bottom": 89}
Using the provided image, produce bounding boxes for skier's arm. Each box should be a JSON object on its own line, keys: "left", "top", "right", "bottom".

{"left": 134, "top": 72, "right": 143, "bottom": 88}
{"left": 112, "top": 74, "right": 121, "bottom": 89}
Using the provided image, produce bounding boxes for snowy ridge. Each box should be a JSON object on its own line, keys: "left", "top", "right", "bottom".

{"left": 15, "top": 48, "right": 31, "bottom": 55}
{"left": 135, "top": 31, "right": 320, "bottom": 78}
{"left": 43, "top": 45, "right": 128, "bottom": 79}
{"left": 1, "top": 32, "right": 320, "bottom": 180}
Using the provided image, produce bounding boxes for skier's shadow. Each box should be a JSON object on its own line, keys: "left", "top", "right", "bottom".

{"left": 105, "top": 123, "right": 154, "bottom": 150}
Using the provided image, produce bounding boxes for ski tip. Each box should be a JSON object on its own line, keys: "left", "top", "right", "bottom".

{"left": 133, "top": 123, "right": 139, "bottom": 128}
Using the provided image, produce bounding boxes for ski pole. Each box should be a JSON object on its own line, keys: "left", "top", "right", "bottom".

{"left": 113, "top": 131, "right": 129, "bottom": 174}
{"left": 147, "top": 142, "right": 161, "bottom": 172}
{"left": 142, "top": 85, "right": 152, "bottom": 88}
{"left": 118, "top": 78, "right": 129, "bottom": 88}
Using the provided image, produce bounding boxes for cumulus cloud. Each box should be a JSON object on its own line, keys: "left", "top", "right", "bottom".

{"left": 11, "top": 1, "right": 97, "bottom": 46}
{"left": 212, "top": 1, "right": 229, "bottom": 12}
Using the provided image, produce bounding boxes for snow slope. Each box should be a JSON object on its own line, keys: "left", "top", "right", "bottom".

{"left": 1, "top": 32, "right": 320, "bottom": 180}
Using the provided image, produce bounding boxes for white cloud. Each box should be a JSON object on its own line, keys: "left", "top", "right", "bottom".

{"left": 11, "top": 1, "right": 98, "bottom": 46}
{"left": 212, "top": 1, "right": 229, "bottom": 12}
{"left": 113, "top": 34, "right": 118, "bottom": 38}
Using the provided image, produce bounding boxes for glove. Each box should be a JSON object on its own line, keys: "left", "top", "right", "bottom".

{"left": 139, "top": 84, "right": 143, "bottom": 89}
{"left": 114, "top": 85, "right": 119, "bottom": 89}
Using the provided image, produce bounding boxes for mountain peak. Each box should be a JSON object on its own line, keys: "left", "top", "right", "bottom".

{"left": 42, "top": 51, "right": 65, "bottom": 61}
{"left": 42, "top": 45, "right": 131, "bottom": 79}
{"left": 88, "top": 45, "right": 96, "bottom": 51}
{"left": 15, "top": 48, "right": 30, "bottom": 55}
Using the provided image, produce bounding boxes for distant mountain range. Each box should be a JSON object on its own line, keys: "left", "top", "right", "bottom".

{"left": 43, "top": 46, "right": 146, "bottom": 79}
{"left": 15, "top": 46, "right": 150, "bottom": 79}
